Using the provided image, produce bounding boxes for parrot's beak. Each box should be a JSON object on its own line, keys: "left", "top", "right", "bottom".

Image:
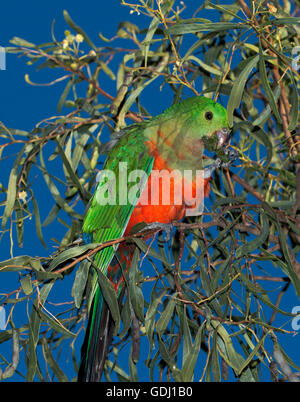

{"left": 216, "top": 128, "right": 230, "bottom": 148}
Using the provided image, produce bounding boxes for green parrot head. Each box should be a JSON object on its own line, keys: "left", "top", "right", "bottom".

{"left": 141, "top": 96, "right": 231, "bottom": 170}
{"left": 182, "top": 97, "right": 230, "bottom": 153}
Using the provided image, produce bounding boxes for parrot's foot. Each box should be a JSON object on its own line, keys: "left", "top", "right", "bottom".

{"left": 140, "top": 222, "right": 173, "bottom": 242}
{"left": 204, "top": 148, "right": 239, "bottom": 178}
{"left": 220, "top": 148, "right": 239, "bottom": 168}
{"left": 204, "top": 159, "right": 222, "bottom": 179}
{"left": 72, "top": 237, "right": 83, "bottom": 245}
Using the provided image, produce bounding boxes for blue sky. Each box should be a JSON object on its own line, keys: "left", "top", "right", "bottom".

{"left": 1, "top": 1, "right": 146, "bottom": 382}
{"left": 1, "top": 1, "right": 138, "bottom": 129}
{"left": 0, "top": 0, "right": 300, "bottom": 382}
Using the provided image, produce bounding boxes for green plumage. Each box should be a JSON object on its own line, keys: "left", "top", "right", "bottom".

{"left": 78, "top": 96, "right": 229, "bottom": 382}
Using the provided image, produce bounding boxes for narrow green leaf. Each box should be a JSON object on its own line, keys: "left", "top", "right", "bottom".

{"left": 262, "top": 201, "right": 300, "bottom": 298}
{"left": 227, "top": 55, "right": 259, "bottom": 127}
{"left": 252, "top": 84, "right": 281, "bottom": 126}
{"left": 42, "top": 204, "right": 60, "bottom": 227}
{"left": 38, "top": 308, "right": 76, "bottom": 338}
{"left": 275, "top": 343, "right": 300, "bottom": 372}
{"left": 96, "top": 269, "right": 120, "bottom": 335}
{"left": 128, "top": 248, "right": 144, "bottom": 322}
{"left": 132, "top": 238, "right": 172, "bottom": 267}
{"left": 42, "top": 339, "right": 69, "bottom": 382}
{"left": 0, "top": 255, "right": 34, "bottom": 272}
{"left": 39, "top": 147, "right": 81, "bottom": 219}
{"left": 288, "top": 73, "right": 299, "bottom": 131}
{"left": 20, "top": 276, "right": 33, "bottom": 295}
{"left": 142, "top": 0, "right": 174, "bottom": 64}
{"left": 15, "top": 204, "right": 24, "bottom": 247}
{"left": 166, "top": 22, "right": 243, "bottom": 35}
{"left": 211, "top": 330, "right": 221, "bottom": 381}
{"left": 48, "top": 243, "right": 100, "bottom": 271}
{"left": 129, "top": 347, "right": 139, "bottom": 382}
{"left": 54, "top": 139, "right": 85, "bottom": 199}
{"left": 145, "top": 287, "right": 163, "bottom": 348}
{"left": 272, "top": 17, "right": 300, "bottom": 25}
{"left": 259, "top": 40, "right": 282, "bottom": 123}
{"left": 177, "top": 304, "right": 192, "bottom": 366}
{"left": 31, "top": 190, "right": 47, "bottom": 248}
{"left": 119, "top": 294, "right": 132, "bottom": 338}
{"left": 188, "top": 55, "right": 223, "bottom": 76}
{"left": 182, "top": 321, "right": 205, "bottom": 381}
{"left": 0, "top": 127, "right": 29, "bottom": 138}
{"left": 2, "top": 145, "right": 26, "bottom": 229}
{"left": 207, "top": 2, "right": 244, "bottom": 21}
{"left": 237, "top": 333, "right": 268, "bottom": 375}
{"left": 36, "top": 271, "right": 63, "bottom": 281}
{"left": 235, "top": 122, "right": 273, "bottom": 166}
{"left": 26, "top": 281, "right": 54, "bottom": 381}
{"left": 57, "top": 77, "right": 73, "bottom": 113}
{"left": 63, "top": 10, "right": 97, "bottom": 50}
{"left": 63, "top": 10, "right": 97, "bottom": 51}
{"left": 10, "top": 37, "right": 36, "bottom": 48}
{"left": 117, "top": 75, "right": 159, "bottom": 127}
{"left": 71, "top": 129, "right": 90, "bottom": 172}
{"left": 238, "top": 270, "right": 295, "bottom": 316}
{"left": 157, "top": 337, "right": 182, "bottom": 381}
{"left": 238, "top": 269, "right": 269, "bottom": 296}
{"left": 72, "top": 259, "right": 90, "bottom": 308}
{"left": 99, "top": 60, "right": 116, "bottom": 80}
{"left": 236, "top": 213, "right": 269, "bottom": 258}
{"left": 156, "top": 296, "right": 176, "bottom": 335}
{"left": 273, "top": 343, "right": 299, "bottom": 382}
{"left": 105, "top": 360, "right": 130, "bottom": 381}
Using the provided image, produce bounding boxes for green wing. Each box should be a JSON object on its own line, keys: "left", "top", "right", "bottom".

{"left": 83, "top": 126, "right": 154, "bottom": 308}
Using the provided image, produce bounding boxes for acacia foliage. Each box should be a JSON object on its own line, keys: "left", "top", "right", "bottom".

{"left": 0, "top": 0, "right": 300, "bottom": 382}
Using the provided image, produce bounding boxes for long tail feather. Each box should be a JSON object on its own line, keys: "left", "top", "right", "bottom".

{"left": 78, "top": 244, "right": 133, "bottom": 382}
{"left": 78, "top": 287, "right": 115, "bottom": 382}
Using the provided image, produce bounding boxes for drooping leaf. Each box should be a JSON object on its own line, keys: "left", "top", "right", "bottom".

{"left": 227, "top": 55, "right": 259, "bottom": 127}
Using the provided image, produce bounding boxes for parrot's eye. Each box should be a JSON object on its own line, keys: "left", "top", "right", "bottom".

{"left": 205, "top": 111, "right": 213, "bottom": 121}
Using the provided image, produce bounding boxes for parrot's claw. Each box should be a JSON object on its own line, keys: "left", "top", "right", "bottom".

{"left": 73, "top": 237, "right": 83, "bottom": 245}
{"left": 220, "top": 148, "right": 239, "bottom": 168}
{"left": 203, "top": 159, "right": 222, "bottom": 179}
{"left": 140, "top": 222, "right": 173, "bottom": 242}
{"left": 203, "top": 148, "right": 239, "bottom": 178}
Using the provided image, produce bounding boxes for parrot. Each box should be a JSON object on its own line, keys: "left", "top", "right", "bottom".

{"left": 78, "top": 96, "right": 234, "bottom": 382}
